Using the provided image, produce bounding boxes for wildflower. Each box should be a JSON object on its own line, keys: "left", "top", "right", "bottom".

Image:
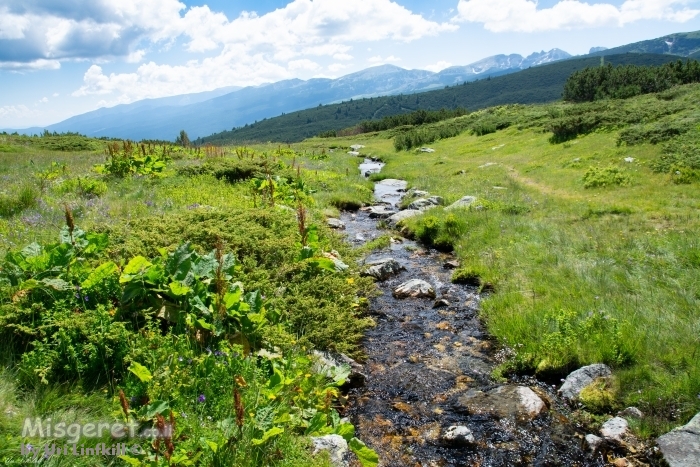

{"left": 197, "top": 394, "right": 206, "bottom": 403}
{"left": 84, "top": 295, "right": 89, "bottom": 302}
{"left": 178, "top": 356, "right": 184, "bottom": 362}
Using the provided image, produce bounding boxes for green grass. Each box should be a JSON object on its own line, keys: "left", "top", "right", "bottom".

{"left": 294, "top": 83, "right": 700, "bottom": 437}
{"left": 0, "top": 138, "right": 376, "bottom": 466}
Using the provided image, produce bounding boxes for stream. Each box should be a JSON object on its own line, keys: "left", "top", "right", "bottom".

{"left": 340, "top": 166, "right": 606, "bottom": 466}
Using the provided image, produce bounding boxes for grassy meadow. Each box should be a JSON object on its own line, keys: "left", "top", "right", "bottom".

{"left": 297, "top": 84, "right": 700, "bottom": 437}
{"left": 0, "top": 135, "right": 380, "bottom": 466}
{"left": 1, "top": 80, "right": 699, "bottom": 467}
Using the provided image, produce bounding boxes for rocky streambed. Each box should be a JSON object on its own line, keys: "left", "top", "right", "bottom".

{"left": 328, "top": 172, "right": 699, "bottom": 466}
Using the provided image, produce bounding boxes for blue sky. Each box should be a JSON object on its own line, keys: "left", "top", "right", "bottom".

{"left": 1, "top": 0, "right": 699, "bottom": 128}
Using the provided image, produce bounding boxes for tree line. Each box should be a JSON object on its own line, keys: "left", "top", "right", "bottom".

{"left": 563, "top": 59, "right": 700, "bottom": 102}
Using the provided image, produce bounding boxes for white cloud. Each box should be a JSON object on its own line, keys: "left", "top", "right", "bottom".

{"left": 62, "top": 0, "right": 455, "bottom": 104}
{"left": 0, "top": 104, "right": 40, "bottom": 120}
{"left": 52, "top": 93, "right": 59, "bottom": 97}
{"left": 368, "top": 55, "right": 401, "bottom": 63}
{"left": 454, "top": 0, "right": 700, "bottom": 32}
{"left": 425, "top": 60, "right": 452, "bottom": 72}
{"left": 328, "top": 63, "right": 349, "bottom": 72}
{"left": 39, "top": 97, "right": 48, "bottom": 103}
{"left": 0, "top": 59, "right": 60, "bottom": 71}
{"left": 288, "top": 59, "right": 321, "bottom": 71}
{"left": 126, "top": 49, "right": 146, "bottom": 63}
{"left": 333, "top": 53, "right": 354, "bottom": 61}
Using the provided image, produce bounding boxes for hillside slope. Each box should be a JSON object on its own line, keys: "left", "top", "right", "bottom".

{"left": 201, "top": 53, "right": 682, "bottom": 144}
{"left": 593, "top": 30, "right": 700, "bottom": 57}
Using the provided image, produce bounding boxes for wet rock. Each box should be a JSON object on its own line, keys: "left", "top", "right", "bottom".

{"left": 350, "top": 144, "right": 365, "bottom": 150}
{"left": 612, "top": 458, "right": 629, "bottom": 467}
{"left": 311, "top": 434, "right": 350, "bottom": 467}
{"left": 312, "top": 351, "right": 367, "bottom": 389}
{"left": 326, "top": 218, "right": 346, "bottom": 229}
{"left": 362, "top": 258, "right": 406, "bottom": 281}
{"left": 443, "top": 260, "right": 460, "bottom": 269}
{"left": 657, "top": 412, "right": 700, "bottom": 467}
{"left": 559, "top": 363, "right": 612, "bottom": 401}
{"left": 585, "top": 434, "right": 603, "bottom": 452}
{"left": 445, "top": 196, "right": 477, "bottom": 210}
{"left": 406, "top": 189, "right": 430, "bottom": 198}
{"left": 393, "top": 279, "right": 436, "bottom": 299}
{"left": 618, "top": 407, "right": 643, "bottom": 419}
{"left": 347, "top": 151, "right": 360, "bottom": 156}
{"left": 441, "top": 426, "right": 475, "bottom": 446}
{"left": 367, "top": 206, "right": 395, "bottom": 219}
{"left": 387, "top": 209, "right": 421, "bottom": 226}
{"left": 419, "top": 147, "right": 436, "bottom": 153}
{"left": 433, "top": 299, "right": 450, "bottom": 308}
{"left": 375, "top": 178, "right": 408, "bottom": 190}
{"left": 355, "top": 233, "right": 365, "bottom": 241}
{"left": 456, "top": 386, "right": 547, "bottom": 422}
{"left": 600, "top": 417, "right": 628, "bottom": 443}
{"left": 408, "top": 196, "right": 443, "bottom": 211}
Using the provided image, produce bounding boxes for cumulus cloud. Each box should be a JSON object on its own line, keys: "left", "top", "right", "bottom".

{"left": 64, "top": 0, "right": 454, "bottom": 104}
{"left": 0, "top": 104, "right": 40, "bottom": 120}
{"left": 328, "top": 63, "right": 350, "bottom": 72}
{"left": 454, "top": 0, "right": 700, "bottom": 32}
{"left": 368, "top": 55, "right": 402, "bottom": 63}
{"left": 425, "top": 60, "right": 452, "bottom": 72}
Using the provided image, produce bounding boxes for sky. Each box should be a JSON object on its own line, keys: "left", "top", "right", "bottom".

{"left": 1, "top": 0, "right": 699, "bottom": 129}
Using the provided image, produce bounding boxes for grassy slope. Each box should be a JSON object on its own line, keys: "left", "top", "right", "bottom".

{"left": 292, "top": 84, "right": 700, "bottom": 437}
{"left": 0, "top": 137, "right": 378, "bottom": 466}
{"left": 200, "top": 53, "right": 683, "bottom": 145}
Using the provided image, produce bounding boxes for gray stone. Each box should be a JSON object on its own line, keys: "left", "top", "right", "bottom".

{"left": 600, "top": 417, "right": 628, "bottom": 442}
{"left": 312, "top": 351, "right": 366, "bottom": 389}
{"left": 445, "top": 196, "right": 477, "bottom": 210}
{"left": 407, "top": 189, "right": 430, "bottom": 199}
{"left": 393, "top": 279, "right": 436, "bottom": 299}
{"left": 559, "top": 364, "right": 612, "bottom": 401}
{"left": 311, "top": 434, "right": 350, "bottom": 467}
{"left": 326, "top": 218, "right": 345, "bottom": 229}
{"left": 443, "top": 260, "right": 460, "bottom": 269}
{"left": 456, "top": 386, "right": 547, "bottom": 423}
{"left": 441, "top": 426, "right": 475, "bottom": 446}
{"left": 657, "top": 413, "right": 700, "bottom": 467}
{"left": 347, "top": 151, "right": 360, "bottom": 156}
{"left": 350, "top": 144, "right": 365, "bottom": 150}
{"left": 419, "top": 147, "right": 436, "bottom": 153}
{"left": 433, "top": 299, "right": 450, "bottom": 308}
{"left": 387, "top": 209, "right": 421, "bottom": 226}
{"left": 362, "top": 258, "right": 406, "bottom": 281}
{"left": 367, "top": 206, "right": 395, "bottom": 219}
{"left": 408, "top": 196, "right": 443, "bottom": 211}
{"left": 585, "top": 434, "right": 603, "bottom": 452}
{"left": 618, "top": 407, "right": 643, "bottom": 419}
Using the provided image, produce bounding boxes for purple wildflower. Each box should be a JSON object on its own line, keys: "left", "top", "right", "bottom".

{"left": 197, "top": 394, "right": 206, "bottom": 403}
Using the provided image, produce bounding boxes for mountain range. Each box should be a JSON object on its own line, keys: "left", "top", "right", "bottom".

{"left": 6, "top": 30, "right": 700, "bottom": 141}
{"left": 7, "top": 50, "right": 573, "bottom": 141}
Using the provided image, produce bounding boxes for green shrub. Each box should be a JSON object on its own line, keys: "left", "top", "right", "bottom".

{"left": 56, "top": 177, "right": 108, "bottom": 198}
{"left": 0, "top": 184, "right": 39, "bottom": 217}
{"left": 548, "top": 114, "right": 602, "bottom": 143}
{"left": 651, "top": 132, "right": 700, "bottom": 180}
{"left": 329, "top": 196, "right": 363, "bottom": 211}
{"left": 617, "top": 121, "right": 693, "bottom": 146}
{"left": 583, "top": 166, "right": 632, "bottom": 188}
{"left": 451, "top": 266, "right": 484, "bottom": 286}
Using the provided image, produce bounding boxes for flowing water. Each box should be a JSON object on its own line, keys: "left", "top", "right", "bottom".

{"left": 341, "top": 171, "right": 607, "bottom": 467}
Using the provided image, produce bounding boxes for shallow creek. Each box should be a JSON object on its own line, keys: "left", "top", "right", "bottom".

{"left": 340, "top": 173, "right": 605, "bottom": 466}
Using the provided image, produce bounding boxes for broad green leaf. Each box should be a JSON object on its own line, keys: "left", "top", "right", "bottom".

{"left": 128, "top": 362, "right": 152, "bottom": 383}
{"left": 305, "top": 412, "right": 327, "bottom": 435}
{"left": 82, "top": 262, "right": 118, "bottom": 289}
{"left": 251, "top": 426, "right": 283, "bottom": 445}
{"left": 313, "top": 258, "right": 339, "bottom": 273}
{"left": 144, "top": 400, "right": 170, "bottom": 419}
{"left": 334, "top": 423, "right": 355, "bottom": 442}
{"left": 165, "top": 243, "right": 193, "bottom": 279}
{"left": 40, "top": 278, "right": 72, "bottom": 291}
{"left": 117, "top": 456, "right": 142, "bottom": 466}
{"left": 84, "top": 232, "right": 109, "bottom": 254}
{"left": 224, "top": 288, "right": 242, "bottom": 310}
{"left": 21, "top": 243, "right": 42, "bottom": 258}
{"left": 121, "top": 256, "right": 152, "bottom": 277}
{"left": 169, "top": 281, "right": 191, "bottom": 296}
{"left": 196, "top": 319, "right": 213, "bottom": 330}
{"left": 205, "top": 440, "right": 218, "bottom": 453}
{"left": 349, "top": 438, "right": 379, "bottom": 467}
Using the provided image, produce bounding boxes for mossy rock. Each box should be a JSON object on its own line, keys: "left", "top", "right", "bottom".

{"left": 579, "top": 377, "right": 619, "bottom": 414}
